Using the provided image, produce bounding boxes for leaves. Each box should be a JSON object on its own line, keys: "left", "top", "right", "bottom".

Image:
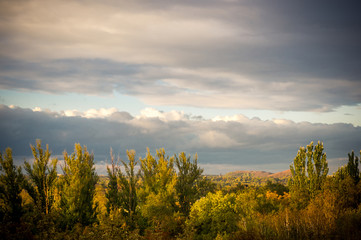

{"left": 24, "top": 139, "right": 58, "bottom": 214}
{"left": 0, "top": 148, "right": 24, "bottom": 223}
{"left": 59, "top": 143, "right": 99, "bottom": 227}
{"left": 289, "top": 141, "right": 328, "bottom": 204}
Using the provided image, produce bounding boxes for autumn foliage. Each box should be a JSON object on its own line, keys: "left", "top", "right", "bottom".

{"left": 0, "top": 140, "right": 360, "bottom": 239}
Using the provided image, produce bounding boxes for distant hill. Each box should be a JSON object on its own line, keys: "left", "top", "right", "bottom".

{"left": 269, "top": 169, "right": 291, "bottom": 178}
{"left": 225, "top": 170, "right": 272, "bottom": 178}
{"left": 224, "top": 169, "right": 291, "bottom": 179}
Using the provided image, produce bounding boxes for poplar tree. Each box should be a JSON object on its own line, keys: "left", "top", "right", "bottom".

{"left": 306, "top": 141, "right": 328, "bottom": 194}
{"left": 24, "top": 140, "right": 58, "bottom": 214}
{"left": 139, "top": 148, "right": 177, "bottom": 232}
{"left": 289, "top": 141, "right": 328, "bottom": 201}
{"left": 117, "top": 150, "right": 139, "bottom": 228}
{"left": 175, "top": 152, "right": 203, "bottom": 216}
{"left": 346, "top": 150, "right": 360, "bottom": 184}
{"left": 59, "top": 144, "right": 98, "bottom": 227}
{"left": 139, "top": 148, "right": 158, "bottom": 197}
{"left": 139, "top": 148, "right": 176, "bottom": 197}
{"left": 0, "top": 148, "right": 24, "bottom": 223}
{"left": 105, "top": 148, "right": 120, "bottom": 214}
{"left": 335, "top": 150, "right": 361, "bottom": 184}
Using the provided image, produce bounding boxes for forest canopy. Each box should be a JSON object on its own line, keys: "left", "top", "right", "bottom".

{"left": 0, "top": 140, "right": 360, "bottom": 240}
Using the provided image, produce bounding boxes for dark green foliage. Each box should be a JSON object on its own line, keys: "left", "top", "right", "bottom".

{"left": 24, "top": 139, "right": 58, "bottom": 214}
{"left": 346, "top": 150, "right": 360, "bottom": 184}
{"left": 0, "top": 147, "right": 24, "bottom": 223}
{"left": 0, "top": 140, "right": 360, "bottom": 239}
{"left": 59, "top": 143, "right": 99, "bottom": 228}
{"left": 289, "top": 141, "right": 328, "bottom": 205}
{"left": 105, "top": 148, "right": 120, "bottom": 214}
{"left": 264, "top": 181, "right": 289, "bottom": 196}
{"left": 116, "top": 149, "right": 139, "bottom": 229}
{"left": 175, "top": 152, "right": 203, "bottom": 216}
{"left": 306, "top": 141, "right": 328, "bottom": 194}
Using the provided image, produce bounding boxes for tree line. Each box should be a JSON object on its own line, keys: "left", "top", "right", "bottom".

{"left": 0, "top": 140, "right": 360, "bottom": 239}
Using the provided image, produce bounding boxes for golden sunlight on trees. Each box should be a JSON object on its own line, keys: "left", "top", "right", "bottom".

{"left": 59, "top": 144, "right": 99, "bottom": 228}
{"left": 289, "top": 141, "right": 328, "bottom": 207}
{"left": 0, "top": 140, "right": 360, "bottom": 239}
{"left": 24, "top": 140, "right": 58, "bottom": 215}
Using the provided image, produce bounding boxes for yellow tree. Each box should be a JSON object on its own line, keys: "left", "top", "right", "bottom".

{"left": 24, "top": 140, "right": 58, "bottom": 214}
{"left": 117, "top": 150, "right": 139, "bottom": 229}
{"left": 59, "top": 144, "right": 98, "bottom": 227}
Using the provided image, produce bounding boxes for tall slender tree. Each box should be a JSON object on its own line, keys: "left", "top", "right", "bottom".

{"left": 346, "top": 150, "right": 360, "bottom": 184}
{"left": 117, "top": 150, "right": 139, "bottom": 228}
{"left": 24, "top": 139, "right": 58, "bottom": 214}
{"left": 139, "top": 148, "right": 178, "bottom": 233}
{"left": 175, "top": 152, "right": 203, "bottom": 216}
{"left": 59, "top": 143, "right": 98, "bottom": 227}
{"left": 105, "top": 148, "right": 120, "bottom": 214}
{"left": 0, "top": 148, "right": 24, "bottom": 223}
{"left": 306, "top": 141, "right": 328, "bottom": 194}
{"left": 139, "top": 148, "right": 158, "bottom": 198}
{"left": 289, "top": 141, "right": 328, "bottom": 202}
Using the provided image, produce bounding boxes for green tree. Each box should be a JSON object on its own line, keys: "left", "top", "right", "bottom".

{"left": 334, "top": 150, "right": 360, "bottom": 185}
{"left": 105, "top": 148, "right": 120, "bottom": 214}
{"left": 175, "top": 152, "right": 203, "bottom": 216}
{"left": 187, "top": 191, "right": 239, "bottom": 239}
{"left": 0, "top": 148, "right": 25, "bottom": 223}
{"left": 346, "top": 150, "right": 360, "bottom": 184}
{"left": 59, "top": 143, "right": 99, "bottom": 227}
{"left": 289, "top": 141, "right": 328, "bottom": 204}
{"left": 139, "top": 148, "right": 157, "bottom": 199}
{"left": 117, "top": 150, "right": 139, "bottom": 228}
{"left": 139, "top": 148, "right": 176, "bottom": 197}
{"left": 139, "top": 148, "right": 179, "bottom": 236}
{"left": 24, "top": 140, "right": 58, "bottom": 214}
{"left": 307, "top": 141, "right": 328, "bottom": 194}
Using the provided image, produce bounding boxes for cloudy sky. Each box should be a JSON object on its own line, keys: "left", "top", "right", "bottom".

{"left": 1, "top": 0, "right": 360, "bottom": 174}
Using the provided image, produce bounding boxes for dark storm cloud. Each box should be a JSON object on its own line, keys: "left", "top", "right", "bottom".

{"left": 1, "top": 105, "right": 360, "bottom": 173}
{"left": 0, "top": 57, "right": 144, "bottom": 94}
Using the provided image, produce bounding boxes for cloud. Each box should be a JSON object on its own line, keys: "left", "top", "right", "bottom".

{"left": 0, "top": 0, "right": 360, "bottom": 111}
{"left": 138, "top": 108, "right": 186, "bottom": 122}
{"left": 1, "top": 105, "right": 360, "bottom": 174}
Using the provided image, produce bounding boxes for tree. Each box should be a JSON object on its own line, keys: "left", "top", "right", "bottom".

{"left": 24, "top": 140, "right": 58, "bottom": 214}
{"left": 117, "top": 150, "right": 139, "bottom": 229}
{"left": 187, "top": 191, "right": 239, "bottom": 239}
{"left": 105, "top": 148, "right": 121, "bottom": 214}
{"left": 307, "top": 141, "right": 328, "bottom": 194}
{"left": 59, "top": 144, "right": 98, "bottom": 227}
{"left": 139, "top": 148, "right": 176, "bottom": 197}
{"left": 139, "top": 148, "right": 158, "bottom": 199}
{"left": 0, "top": 148, "right": 25, "bottom": 223}
{"left": 139, "top": 148, "right": 179, "bottom": 236}
{"left": 346, "top": 150, "right": 360, "bottom": 184}
{"left": 289, "top": 141, "right": 328, "bottom": 203}
{"left": 175, "top": 152, "right": 203, "bottom": 216}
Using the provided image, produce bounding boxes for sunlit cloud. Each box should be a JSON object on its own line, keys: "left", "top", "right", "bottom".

{"left": 1, "top": 105, "right": 360, "bottom": 174}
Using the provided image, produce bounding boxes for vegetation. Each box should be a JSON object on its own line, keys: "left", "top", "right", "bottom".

{"left": 0, "top": 140, "right": 360, "bottom": 239}
{"left": 59, "top": 143, "right": 99, "bottom": 228}
{"left": 24, "top": 139, "right": 58, "bottom": 215}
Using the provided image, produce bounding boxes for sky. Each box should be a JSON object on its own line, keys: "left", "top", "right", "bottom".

{"left": 0, "top": 0, "right": 361, "bottom": 174}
